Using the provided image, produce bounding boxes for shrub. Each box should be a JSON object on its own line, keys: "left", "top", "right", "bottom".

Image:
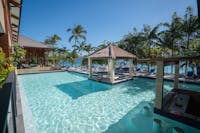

{"left": 0, "top": 48, "right": 14, "bottom": 88}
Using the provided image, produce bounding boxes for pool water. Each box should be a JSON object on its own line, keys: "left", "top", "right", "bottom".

{"left": 18, "top": 72, "right": 200, "bottom": 133}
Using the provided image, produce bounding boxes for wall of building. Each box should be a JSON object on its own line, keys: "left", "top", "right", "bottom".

{"left": 0, "top": 0, "right": 12, "bottom": 57}
{"left": 0, "top": 0, "right": 5, "bottom": 32}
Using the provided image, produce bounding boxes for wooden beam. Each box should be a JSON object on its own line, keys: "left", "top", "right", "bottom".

{"left": 12, "top": 38, "right": 18, "bottom": 42}
{"left": 12, "top": 34, "right": 18, "bottom": 38}
{"left": 108, "top": 58, "right": 114, "bottom": 83}
{"left": 129, "top": 58, "right": 134, "bottom": 78}
{"left": 11, "top": 23, "right": 18, "bottom": 28}
{"left": 155, "top": 61, "right": 164, "bottom": 110}
{"left": 11, "top": 14, "right": 19, "bottom": 20}
{"left": 12, "top": 35, "right": 18, "bottom": 41}
{"left": 12, "top": 37, "right": 17, "bottom": 40}
{"left": 9, "top": 0, "right": 21, "bottom": 8}
{"left": 174, "top": 61, "right": 179, "bottom": 89}
{"left": 88, "top": 58, "right": 92, "bottom": 78}
{"left": 12, "top": 30, "right": 18, "bottom": 34}
{"left": 198, "top": 0, "right": 200, "bottom": 21}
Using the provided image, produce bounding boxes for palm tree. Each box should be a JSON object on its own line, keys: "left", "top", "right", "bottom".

{"left": 157, "top": 13, "right": 182, "bottom": 57}
{"left": 181, "top": 6, "right": 200, "bottom": 52}
{"left": 44, "top": 34, "right": 61, "bottom": 65}
{"left": 84, "top": 44, "right": 94, "bottom": 54}
{"left": 142, "top": 24, "right": 160, "bottom": 71}
{"left": 118, "top": 28, "right": 145, "bottom": 58}
{"left": 64, "top": 50, "right": 79, "bottom": 65}
{"left": 67, "top": 25, "right": 87, "bottom": 48}
{"left": 180, "top": 6, "right": 200, "bottom": 75}
{"left": 44, "top": 34, "right": 61, "bottom": 48}
{"left": 72, "top": 41, "right": 87, "bottom": 56}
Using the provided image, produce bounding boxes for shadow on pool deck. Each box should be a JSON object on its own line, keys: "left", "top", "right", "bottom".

{"left": 55, "top": 80, "right": 111, "bottom": 99}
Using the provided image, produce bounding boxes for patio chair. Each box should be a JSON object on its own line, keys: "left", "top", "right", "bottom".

{"left": 149, "top": 68, "right": 155, "bottom": 74}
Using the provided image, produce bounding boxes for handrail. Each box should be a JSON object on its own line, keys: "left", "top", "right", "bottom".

{"left": 0, "top": 71, "right": 17, "bottom": 133}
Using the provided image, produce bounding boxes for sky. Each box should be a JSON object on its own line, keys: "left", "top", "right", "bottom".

{"left": 20, "top": 0, "right": 198, "bottom": 50}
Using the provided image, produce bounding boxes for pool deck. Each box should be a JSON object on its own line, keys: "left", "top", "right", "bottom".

{"left": 88, "top": 77, "right": 133, "bottom": 85}
{"left": 135, "top": 72, "right": 200, "bottom": 85}
{"left": 67, "top": 68, "right": 134, "bottom": 84}
{"left": 67, "top": 68, "right": 200, "bottom": 85}
{"left": 17, "top": 67, "right": 200, "bottom": 85}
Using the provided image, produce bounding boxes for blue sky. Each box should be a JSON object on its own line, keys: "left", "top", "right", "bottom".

{"left": 20, "top": 0, "right": 197, "bottom": 50}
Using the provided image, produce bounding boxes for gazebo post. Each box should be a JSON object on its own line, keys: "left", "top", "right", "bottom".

{"left": 155, "top": 61, "right": 164, "bottom": 110}
{"left": 108, "top": 58, "right": 115, "bottom": 83}
{"left": 129, "top": 58, "right": 134, "bottom": 78}
{"left": 174, "top": 61, "right": 179, "bottom": 89}
{"left": 88, "top": 57, "right": 92, "bottom": 78}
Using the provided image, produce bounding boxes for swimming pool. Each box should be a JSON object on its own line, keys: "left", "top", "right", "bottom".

{"left": 18, "top": 72, "right": 200, "bottom": 133}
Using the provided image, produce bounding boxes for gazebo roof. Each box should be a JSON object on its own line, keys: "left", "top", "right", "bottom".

{"left": 18, "top": 35, "right": 51, "bottom": 49}
{"left": 88, "top": 44, "right": 136, "bottom": 59}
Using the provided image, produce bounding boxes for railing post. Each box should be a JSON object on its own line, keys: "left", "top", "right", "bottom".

{"left": 155, "top": 61, "right": 164, "bottom": 110}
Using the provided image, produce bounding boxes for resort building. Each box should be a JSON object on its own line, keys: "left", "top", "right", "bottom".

{"left": 18, "top": 35, "right": 51, "bottom": 66}
{"left": 0, "top": 0, "right": 22, "bottom": 57}
{"left": 0, "top": 0, "right": 22, "bottom": 133}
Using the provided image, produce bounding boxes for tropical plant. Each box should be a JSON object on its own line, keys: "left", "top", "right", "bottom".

{"left": 44, "top": 34, "right": 62, "bottom": 64}
{"left": 118, "top": 28, "right": 146, "bottom": 57}
{"left": 64, "top": 50, "right": 79, "bottom": 65}
{"left": 44, "top": 34, "right": 61, "bottom": 48}
{"left": 72, "top": 41, "right": 86, "bottom": 55}
{"left": 84, "top": 44, "right": 94, "bottom": 54}
{"left": 67, "top": 25, "right": 87, "bottom": 49}
{"left": 181, "top": 6, "right": 200, "bottom": 51}
{"left": 0, "top": 48, "right": 14, "bottom": 88}
{"left": 13, "top": 43, "right": 26, "bottom": 66}
{"left": 157, "top": 13, "right": 183, "bottom": 56}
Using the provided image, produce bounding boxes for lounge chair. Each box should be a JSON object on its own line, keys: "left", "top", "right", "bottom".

{"left": 136, "top": 68, "right": 141, "bottom": 72}
{"left": 187, "top": 71, "right": 198, "bottom": 79}
{"left": 149, "top": 68, "right": 155, "bottom": 74}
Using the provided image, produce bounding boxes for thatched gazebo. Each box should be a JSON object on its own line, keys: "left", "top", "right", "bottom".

{"left": 88, "top": 44, "right": 136, "bottom": 84}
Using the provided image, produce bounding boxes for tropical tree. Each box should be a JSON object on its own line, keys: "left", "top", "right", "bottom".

{"left": 67, "top": 25, "right": 87, "bottom": 49}
{"left": 181, "top": 6, "right": 200, "bottom": 52}
{"left": 44, "top": 34, "right": 61, "bottom": 48}
{"left": 84, "top": 44, "right": 94, "bottom": 54}
{"left": 64, "top": 50, "right": 79, "bottom": 65}
{"left": 179, "top": 6, "right": 200, "bottom": 75}
{"left": 157, "top": 13, "right": 183, "bottom": 56}
{"left": 44, "top": 34, "right": 61, "bottom": 64}
{"left": 142, "top": 24, "right": 160, "bottom": 71}
{"left": 72, "top": 41, "right": 87, "bottom": 56}
{"left": 118, "top": 28, "right": 145, "bottom": 57}
{"left": 0, "top": 48, "right": 14, "bottom": 88}
{"left": 13, "top": 43, "right": 26, "bottom": 66}
{"left": 142, "top": 24, "right": 160, "bottom": 56}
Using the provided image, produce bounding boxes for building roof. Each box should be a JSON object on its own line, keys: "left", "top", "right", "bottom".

{"left": 88, "top": 44, "right": 136, "bottom": 59}
{"left": 18, "top": 35, "right": 51, "bottom": 49}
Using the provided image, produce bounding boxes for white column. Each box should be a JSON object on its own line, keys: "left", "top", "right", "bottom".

{"left": 155, "top": 61, "right": 164, "bottom": 110}
{"left": 174, "top": 61, "right": 179, "bottom": 89}
{"left": 129, "top": 58, "right": 134, "bottom": 78}
{"left": 108, "top": 58, "right": 114, "bottom": 83}
{"left": 88, "top": 57, "right": 92, "bottom": 78}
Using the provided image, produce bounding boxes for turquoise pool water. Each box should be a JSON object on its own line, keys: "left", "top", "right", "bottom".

{"left": 18, "top": 72, "right": 200, "bottom": 133}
